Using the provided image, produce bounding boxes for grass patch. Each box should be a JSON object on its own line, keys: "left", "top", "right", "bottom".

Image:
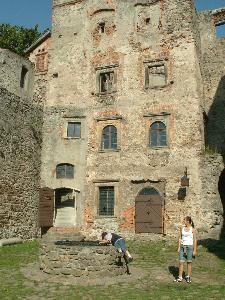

{"left": 0, "top": 239, "right": 225, "bottom": 299}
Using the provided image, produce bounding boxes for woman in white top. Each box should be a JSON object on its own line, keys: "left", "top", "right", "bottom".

{"left": 174, "top": 216, "right": 197, "bottom": 283}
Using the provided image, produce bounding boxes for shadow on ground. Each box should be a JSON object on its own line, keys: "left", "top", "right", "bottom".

{"left": 168, "top": 266, "right": 179, "bottom": 279}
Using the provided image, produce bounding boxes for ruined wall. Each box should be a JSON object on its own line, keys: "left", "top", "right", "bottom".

{"left": 28, "top": 36, "right": 51, "bottom": 106}
{"left": 198, "top": 8, "right": 225, "bottom": 154}
{"left": 40, "top": 0, "right": 224, "bottom": 237}
{"left": 0, "top": 50, "right": 43, "bottom": 239}
{"left": 199, "top": 154, "right": 224, "bottom": 238}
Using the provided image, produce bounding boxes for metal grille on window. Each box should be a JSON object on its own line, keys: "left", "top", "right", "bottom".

{"left": 150, "top": 121, "right": 167, "bottom": 147}
{"left": 99, "top": 187, "right": 114, "bottom": 216}
{"left": 101, "top": 125, "right": 117, "bottom": 150}
{"left": 67, "top": 122, "right": 81, "bottom": 138}
{"left": 56, "top": 164, "right": 74, "bottom": 179}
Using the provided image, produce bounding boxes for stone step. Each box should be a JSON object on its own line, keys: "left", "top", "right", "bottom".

{"left": 41, "top": 228, "right": 85, "bottom": 243}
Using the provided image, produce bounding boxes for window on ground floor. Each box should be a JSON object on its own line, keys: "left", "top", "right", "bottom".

{"left": 99, "top": 186, "right": 114, "bottom": 216}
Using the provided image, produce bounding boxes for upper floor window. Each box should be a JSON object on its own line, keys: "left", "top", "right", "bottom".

{"left": 99, "top": 186, "right": 114, "bottom": 216}
{"left": 215, "top": 23, "right": 225, "bottom": 38}
{"left": 96, "top": 65, "right": 117, "bottom": 94}
{"left": 100, "top": 71, "right": 115, "bottom": 93}
{"left": 56, "top": 163, "right": 74, "bottom": 179}
{"left": 145, "top": 61, "right": 167, "bottom": 88}
{"left": 99, "top": 22, "right": 106, "bottom": 33}
{"left": 150, "top": 121, "right": 167, "bottom": 147}
{"left": 67, "top": 122, "right": 81, "bottom": 138}
{"left": 101, "top": 125, "right": 117, "bottom": 150}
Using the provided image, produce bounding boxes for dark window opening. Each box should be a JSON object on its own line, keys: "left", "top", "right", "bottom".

{"left": 20, "top": 66, "right": 28, "bottom": 88}
{"left": 146, "top": 17, "right": 151, "bottom": 25}
{"left": 56, "top": 163, "right": 74, "bottom": 179}
{"left": 139, "top": 187, "right": 159, "bottom": 196}
{"left": 99, "top": 22, "right": 105, "bottom": 33}
{"left": 101, "top": 125, "right": 117, "bottom": 150}
{"left": 99, "top": 186, "right": 114, "bottom": 216}
{"left": 67, "top": 122, "right": 81, "bottom": 138}
{"left": 215, "top": 23, "right": 225, "bottom": 38}
{"left": 99, "top": 71, "right": 114, "bottom": 93}
{"left": 150, "top": 121, "right": 167, "bottom": 147}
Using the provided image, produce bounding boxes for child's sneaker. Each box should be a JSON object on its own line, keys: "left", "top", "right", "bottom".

{"left": 128, "top": 256, "right": 133, "bottom": 263}
{"left": 174, "top": 277, "right": 182, "bottom": 282}
{"left": 186, "top": 276, "right": 191, "bottom": 283}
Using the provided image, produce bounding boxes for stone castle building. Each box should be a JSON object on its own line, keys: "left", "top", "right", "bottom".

{"left": 1, "top": 0, "right": 225, "bottom": 239}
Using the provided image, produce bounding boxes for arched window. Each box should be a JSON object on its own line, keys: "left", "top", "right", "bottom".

{"left": 101, "top": 125, "right": 117, "bottom": 150}
{"left": 150, "top": 121, "right": 167, "bottom": 147}
{"left": 138, "top": 187, "right": 160, "bottom": 196}
{"left": 56, "top": 163, "right": 74, "bottom": 179}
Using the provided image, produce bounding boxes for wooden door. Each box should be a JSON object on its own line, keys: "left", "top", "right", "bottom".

{"left": 39, "top": 187, "right": 54, "bottom": 227}
{"left": 135, "top": 188, "right": 163, "bottom": 234}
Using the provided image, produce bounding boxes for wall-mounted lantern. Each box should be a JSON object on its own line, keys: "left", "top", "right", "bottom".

{"left": 181, "top": 167, "right": 189, "bottom": 187}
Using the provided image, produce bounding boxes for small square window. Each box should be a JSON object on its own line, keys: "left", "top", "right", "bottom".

{"left": 67, "top": 122, "right": 81, "bottom": 138}
{"left": 145, "top": 62, "right": 167, "bottom": 88}
{"left": 215, "top": 23, "right": 225, "bottom": 38}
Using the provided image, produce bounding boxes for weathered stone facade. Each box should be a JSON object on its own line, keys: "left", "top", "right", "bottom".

{"left": 1, "top": 1, "right": 225, "bottom": 240}
{"left": 36, "top": 0, "right": 225, "bottom": 238}
{"left": 0, "top": 49, "right": 43, "bottom": 239}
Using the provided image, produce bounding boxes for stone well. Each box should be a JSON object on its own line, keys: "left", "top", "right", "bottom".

{"left": 40, "top": 239, "right": 127, "bottom": 277}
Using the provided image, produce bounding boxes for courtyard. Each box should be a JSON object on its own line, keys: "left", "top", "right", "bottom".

{"left": 1, "top": 238, "right": 225, "bottom": 300}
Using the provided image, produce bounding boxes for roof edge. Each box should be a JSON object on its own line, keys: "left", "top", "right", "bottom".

{"left": 24, "top": 30, "right": 51, "bottom": 54}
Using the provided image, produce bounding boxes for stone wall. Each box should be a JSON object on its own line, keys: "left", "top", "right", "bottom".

{"left": 0, "top": 49, "right": 34, "bottom": 99}
{"left": 0, "top": 50, "right": 43, "bottom": 239}
{"left": 37, "top": 0, "right": 225, "bottom": 238}
{"left": 198, "top": 154, "right": 224, "bottom": 238}
{"left": 198, "top": 8, "right": 225, "bottom": 154}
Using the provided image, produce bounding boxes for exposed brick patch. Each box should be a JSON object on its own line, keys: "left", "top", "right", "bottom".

{"left": 85, "top": 206, "right": 94, "bottom": 229}
{"left": 119, "top": 206, "right": 135, "bottom": 231}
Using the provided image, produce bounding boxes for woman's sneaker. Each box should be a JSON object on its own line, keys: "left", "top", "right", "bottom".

{"left": 186, "top": 276, "right": 191, "bottom": 283}
{"left": 174, "top": 277, "right": 182, "bottom": 282}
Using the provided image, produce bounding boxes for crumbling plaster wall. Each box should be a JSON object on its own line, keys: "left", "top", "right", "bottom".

{"left": 0, "top": 50, "right": 43, "bottom": 239}
{"left": 198, "top": 8, "right": 225, "bottom": 154}
{"left": 41, "top": 0, "right": 223, "bottom": 236}
{"left": 28, "top": 37, "right": 51, "bottom": 106}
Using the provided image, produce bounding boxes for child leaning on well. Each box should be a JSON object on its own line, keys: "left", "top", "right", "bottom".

{"left": 99, "top": 232, "right": 133, "bottom": 262}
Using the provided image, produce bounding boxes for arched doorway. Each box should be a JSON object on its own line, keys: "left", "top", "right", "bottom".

{"left": 135, "top": 187, "right": 163, "bottom": 234}
{"left": 54, "top": 188, "right": 75, "bottom": 227}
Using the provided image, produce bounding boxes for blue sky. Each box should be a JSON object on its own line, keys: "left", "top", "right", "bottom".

{"left": 0, "top": 0, "right": 224, "bottom": 34}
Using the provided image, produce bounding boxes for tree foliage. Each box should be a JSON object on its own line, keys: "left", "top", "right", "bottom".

{"left": 0, "top": 24, "right": 43, "bottom": 56}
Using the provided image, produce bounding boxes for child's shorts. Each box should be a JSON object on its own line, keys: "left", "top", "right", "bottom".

{"left": 179, "top": 245, "right": 193, "bottom": 263}
{"left": 114, "top": 238, "right": 127, "bottom": 252}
